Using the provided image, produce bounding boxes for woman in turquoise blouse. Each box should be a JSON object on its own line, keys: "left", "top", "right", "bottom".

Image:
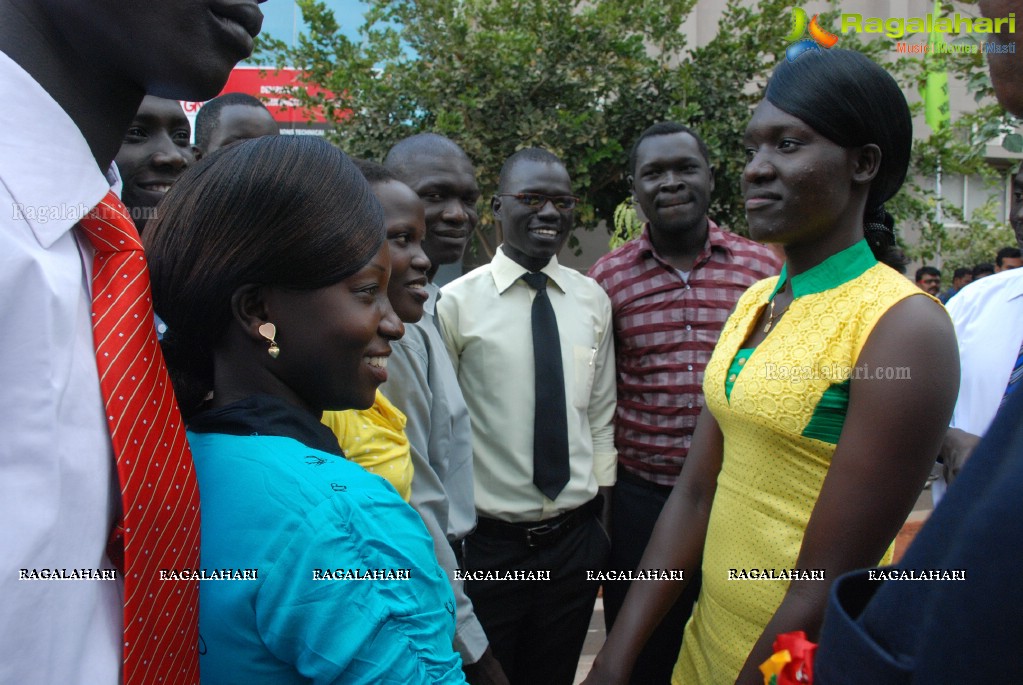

{"left": 144, "top": 135, "right": 466, "bottom": 684}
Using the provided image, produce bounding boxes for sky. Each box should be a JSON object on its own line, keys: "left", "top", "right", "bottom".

{"left": 256, "top": 0, "right": 369, "bottom": 54}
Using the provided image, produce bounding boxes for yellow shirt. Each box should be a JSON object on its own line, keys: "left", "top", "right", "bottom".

{"left": 675, "top": 241, "right": 928, "bottom": 684}
{"left": 321, "top": 390, "right": 413, "bottom": 502}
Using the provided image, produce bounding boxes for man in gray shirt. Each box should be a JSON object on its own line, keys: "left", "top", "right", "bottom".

{"left": 382, "top": 133, "right": 507, "bottom": 685}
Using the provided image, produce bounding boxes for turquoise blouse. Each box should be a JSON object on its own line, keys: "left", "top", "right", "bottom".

{"left": 189, "top": 396, "right": 465, "bottom": 684}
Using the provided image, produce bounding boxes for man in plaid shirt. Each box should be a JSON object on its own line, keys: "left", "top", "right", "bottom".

{"left": 588, "top": 122, "right": 781, "bottom": 684}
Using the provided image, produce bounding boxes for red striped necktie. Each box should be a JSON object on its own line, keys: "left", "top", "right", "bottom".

{"left": 78, "top": 190, "right": 201, "bottom": 684}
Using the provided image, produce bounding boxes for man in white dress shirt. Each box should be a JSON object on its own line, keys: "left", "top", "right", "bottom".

{"left": 438, "top": 147, "right": 617, "bottom": 685}
{"left": 0, "top": 1, "right": 263, "bottom": 682}
{"left": 937, "top": 162, "right": 1023, "bottom": 494}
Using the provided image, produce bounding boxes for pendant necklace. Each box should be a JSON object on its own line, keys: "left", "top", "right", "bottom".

{"left": 763, "top": 287, "right": 790, "bottom": 334}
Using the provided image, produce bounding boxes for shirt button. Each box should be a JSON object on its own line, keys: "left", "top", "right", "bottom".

{"left": 685, "top": 284, "right": 691, "bottom": 290}
{"left": 687, "top": 364, "right": 693, "bottom": 371}
{"left": 687, "top": 403, "right": 694, "bottom": 409}
{"left": 728, "top": 373, "right": 737, "bottom": 382}
{"left": 738, "top": 358, "right": 746, "bottom": 366}
{"left": 685, "top": 324, "right": 692, "bottom": 331}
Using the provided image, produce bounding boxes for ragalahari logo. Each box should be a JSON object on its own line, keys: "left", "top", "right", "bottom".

{"left": 785, "top": 8, "right": 839, "bottom": 61}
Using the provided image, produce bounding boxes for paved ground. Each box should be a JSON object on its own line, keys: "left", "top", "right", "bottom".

{"left": 571, "top": 483, "right": 934, "bottom": 683}
{"left": 573, "top": 598, "right": 603, "bottom": 684}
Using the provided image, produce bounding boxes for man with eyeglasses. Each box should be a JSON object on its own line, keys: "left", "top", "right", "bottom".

{"left": 588, "top": 122, "right": 780, "bottom": 683}
{"left": 437, "top": 148, "right": 617, "bottom": 685}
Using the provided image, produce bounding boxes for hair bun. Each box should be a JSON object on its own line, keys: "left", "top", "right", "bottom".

{"left": 864, "top": 205, "right": 896, "bottom": 247}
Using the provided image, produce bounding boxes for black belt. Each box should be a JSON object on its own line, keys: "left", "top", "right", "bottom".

{"left": 474, "top": 497, "right": 601, "bottom": 549}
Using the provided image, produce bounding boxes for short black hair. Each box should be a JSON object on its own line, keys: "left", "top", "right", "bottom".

{"left": 953, "top": 266, "right": 972, "bottom": 280}
{"left": 973, "top": 262, "right": 996, "bottom": 278}
{"left": 628, "top": 122, "right": 710, "bottom": 177}
{"left": 354, "top": 158, "right": 398, "bottom": 185}
{"left": 497, "top": 147, "right": 566, "bottom": 192}
{"left": 384, "top": 133, "right": 471, "bottom": 183}
{"left": 195, "top": 93, "right": 271, "bottom": 149}
{"left": 996, "top": 246, "right": 1022, "bottom": 266}
{"left": 915, "top": 266, "right": 941, "bottom": 281}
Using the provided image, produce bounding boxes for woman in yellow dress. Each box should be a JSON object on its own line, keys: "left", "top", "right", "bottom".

{"left": 586, "top": 49, "right": 959, "bottom": 685}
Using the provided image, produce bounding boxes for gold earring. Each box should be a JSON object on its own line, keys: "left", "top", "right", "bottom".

{"left": 258, "top": 322, "right": 280, "bottom": 359}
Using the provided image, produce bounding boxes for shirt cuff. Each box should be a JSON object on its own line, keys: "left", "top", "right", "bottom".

{"left": 592, "top": 449, "right": 618, "bottom": 487}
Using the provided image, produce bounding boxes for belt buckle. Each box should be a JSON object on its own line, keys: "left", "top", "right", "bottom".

{"left": 525, "top": 522, "right": 557, "bottom": 548}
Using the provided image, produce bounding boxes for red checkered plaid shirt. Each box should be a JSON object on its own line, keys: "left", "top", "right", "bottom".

{"left": 588, "top": 220, "right": 782, "bottom": 486}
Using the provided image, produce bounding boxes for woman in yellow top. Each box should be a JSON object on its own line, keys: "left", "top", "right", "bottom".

{"left": 586, "top": 49, "right": 959, "bottom": 685}
{"left": 322, "top": 389, "right": 414, "bottom": 501}
{"left": 322, "top": 160, "right": 432, "bottom": 502}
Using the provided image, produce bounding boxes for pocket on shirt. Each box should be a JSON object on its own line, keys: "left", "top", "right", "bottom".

{"left": 572, "top": 345, "right": 597, "bottom": 409}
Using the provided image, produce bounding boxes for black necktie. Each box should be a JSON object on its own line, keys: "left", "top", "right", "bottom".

{"left": 521, "top": 272, "right": 570, "bottom": 500}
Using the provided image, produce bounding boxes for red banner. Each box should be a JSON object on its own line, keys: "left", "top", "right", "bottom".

{"left": 183, "top": 67, "right": 349, "bottom": 127}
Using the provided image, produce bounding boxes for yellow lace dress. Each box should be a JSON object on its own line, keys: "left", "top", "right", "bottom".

{"left": 673, "top": 240, "right": 928, "bottom": 683}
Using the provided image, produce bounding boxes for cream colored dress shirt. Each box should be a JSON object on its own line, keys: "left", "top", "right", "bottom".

{"left": 437, "top": 248, "right": 617, "bottom": 522}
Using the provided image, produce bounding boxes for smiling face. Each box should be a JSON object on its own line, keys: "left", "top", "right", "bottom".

{"left": 494, "top": 159, "right": 574, "bottom": 272}
{"left": 115, "top": 96, "right": 195, "bottom": 232}
{"left": 741, "top": 100, "right": 867, "bottom": 250}
{"left": 264, "top": 247, "right": 404, "bottom": 412}
{"left": 203, "top": 104, "right": 279, "bottom": 154}
{"left": 631, "top": 131, "right": 714, "bottom": 241}
{"left": 372, "top": 180, "right": 431, "bottom": 323}
{"left": 399, "top": 150, "right": 480, "bottom": 273}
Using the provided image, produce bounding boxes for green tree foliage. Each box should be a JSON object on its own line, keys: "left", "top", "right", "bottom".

{"left": 260, "top": 0, "right": 1017, "bottom": 272}
{"left": 259, "top": 0, "right": 797, "bottom": 265}
{"left": 882, "top": 28, "right": 1020, "bottom": 271}
{"left": 610, "top": 198, "right": 642, "bottom": 250}
{"left": 568, "top": 13, "right": 1021, "bottom": 270}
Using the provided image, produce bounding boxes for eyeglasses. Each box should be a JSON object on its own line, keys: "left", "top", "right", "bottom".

{"left": 497, "top": 193, "right": 580, "bottom": 211}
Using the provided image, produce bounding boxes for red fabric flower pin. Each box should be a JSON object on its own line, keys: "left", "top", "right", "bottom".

{"left": 759, "top": 630, "right": 817, "bottom": 685}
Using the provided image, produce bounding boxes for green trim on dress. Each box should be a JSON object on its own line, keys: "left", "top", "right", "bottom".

{"left": 725, "top": 348, "right": 755, "bottom": 402}
{"left": 768, "top": 239, "right": 877, "bottom": 301}
{"left": 801, "top": 379, "right": 851, "bottom": 444}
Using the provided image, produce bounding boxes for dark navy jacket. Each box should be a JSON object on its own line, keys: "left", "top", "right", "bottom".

{"left": 815, "top": 389, "right": 1023, "bottom": 683}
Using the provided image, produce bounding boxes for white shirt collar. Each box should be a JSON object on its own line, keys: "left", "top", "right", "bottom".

{"left": 0, "top": 48, "right": 116, "bottom": 248}
{"left": 491, "top": 246, "right": 565, "bottom": 295}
